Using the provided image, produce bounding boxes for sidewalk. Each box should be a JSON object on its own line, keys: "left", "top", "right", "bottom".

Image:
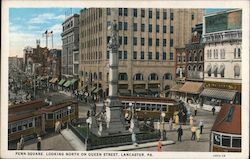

{"left": 60, "top": 129, "right": 86, "bottom": 151}
{"left": 93, "top": 140, "right": 175, "bottom": 151}
{"left": 188, "top": 103, "right": 221, "bottom": 113}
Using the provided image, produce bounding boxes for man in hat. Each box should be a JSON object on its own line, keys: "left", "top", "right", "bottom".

{"left": 37, "top": 136, "right": 41, "bottom": 150}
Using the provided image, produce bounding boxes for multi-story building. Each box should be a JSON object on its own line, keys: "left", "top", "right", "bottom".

{"left": 47, "top": 49, "right": 62, "bottom": 85}
{"left": 9, "top": 56, "right": 24, "bottom": 71}
{"left": 79, "top": 8, "right": 203, "bottom": 97}
{"left": 61, "top": 14, "right": 80, "bottom": 78}
{"left": 200, "top": 9, "right": 242, "bottom": 107}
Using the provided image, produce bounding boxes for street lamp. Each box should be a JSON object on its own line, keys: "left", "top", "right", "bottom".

{"left": 67, "top": 106, "right": 72, "bottom": 130}
{"left": 160, "top": 112, "right": 166, "bottom": 140}
{"left": 86, "top": 117, "right": 92, "bottom": 149}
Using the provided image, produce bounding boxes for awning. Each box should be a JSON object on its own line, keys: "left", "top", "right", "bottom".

{"left": 71, "top": 79, "right": 78, "bottom": 85}
{"left": 63, "top": 80, "right": 72, "bottom": 87}
{"left": 170, "top": 84, "right": 183, "bottom": 92}
{"left": 149, "top": 88, "right": 160, "bottom": 93}
{"left": 211, "top": 66, "right": 218, "bottom": 74}
{"left": 179, "top": 82, "right": 203, "bottom": 94}
{"left": 49, "top": 78, "right": 54, "bottom": 83}
{"left": 134, "top": 88, "right": 147, "bottom": 94}
{"left": 51, "top": 78, "right": 58, "bottom": 83}
{"left": 91, "top": 87, "right": 97, "bottom": 92}
{"left": 58, "top": 79, "right": 66, "bottom": 85}
{"left": 200, "top": 88, "right": 237, "bottom": 101}
{"left": 218, "top": 65, "right": 225, "bottom": 74}
{"left": 205, "top": 65, "right": 211, "bottom": 73}
{"left": 119, "top": 89, "right": 130, "bottom": 95}
{"left": 93, "top": 87, "right": 102, "bottom": 93}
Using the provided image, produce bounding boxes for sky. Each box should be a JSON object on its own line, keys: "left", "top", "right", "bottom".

{"left": 9, "top": 8, "right": 229, "bottom": 57}
{"left": 9, "top": 8, "right": 81, "bottom": 57}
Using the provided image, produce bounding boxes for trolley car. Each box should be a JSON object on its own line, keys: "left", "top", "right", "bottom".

{"left": 119, "top": 96, "right": 187, "bottom": 122}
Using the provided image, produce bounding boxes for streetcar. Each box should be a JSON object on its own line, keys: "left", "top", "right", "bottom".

{"left": 119, "top": 96, "right": 187, "bottom": 123}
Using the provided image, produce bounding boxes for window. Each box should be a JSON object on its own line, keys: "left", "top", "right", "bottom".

{"left": 119, "top": 73, "right": 128, "bottom": 80}
{"left": 170, "top": 39, "right": 174, "bottom": 47}
{"left": 124, "top": 8, "right": 128, "bottom": 16}
{"left": 149, "top": 73, "right": 159, "bottom": 80}
{"left": 141, "top": 9, "right": 145, "bottom": 17}
{"left": 163, "top": 52, "right": 166, "bottom": 60}
{"left": 213, "top": 133, "right": 221, "bottom": 145}
{"left": 133, "top": 23, "right": 137, "bottom": 31}
{"left": 156, "top": 52, "right": 159, "bottom": 60}
{"left": 141, "top": 51, "right": 144, "bottom": 59}
{"left": 124, "top": 51, "right": 128, "bottom": 59}
{"left": 119, "top": 51, "right": 122, "bottom": 59}
{"left": 156, "top": 25, "right": 160, "bottom": 33}
{"left": 222, "top": 135, "right": 231, "bottom": 147}
{"left": 214, "top": 49, "right": 218, "bottom": 59}
{"left": 232, "top": 137, "right": 241, "bottom": 148}
{"left": 107, "top": 21, "right": 111, "bottom": 28}
{"left": 148, "top": 52, "right": 152, "bottom": 60}
{"left": 134, "top": 73, "right": 144, "bottom": 80}
{"left": 170, "top": 26, "right": 174, "bottom": 33}
{"left": 163, "top": 39, "right": 166, "bottom": 46}
{"left": 133, "top": 37, "right": 137, "bottom": 45}
{"left": 149, "top": 10, "right": 152, "bottom": 18}
{"left": 156, "top": 10, "right": 160, "bottom": 19}
{"left": 47, "top": 113, "right": 54, "bottom": 120}
{"left": 220, "top": 49, "right": 225, "bottom": 59}
{"left": 118, "top": 22, "right": 123, "bottom": 30}
{"left": 170, "top": 52, "right": 173, "bottom": 60}
{"left": 164, "top": 73, "right": 172, "bottom": 80}
{"left": 192, "top": 14, "right": 194, "bottom": 20}
{"left": 156, "top": 39, "right": 160, "bottom": 46}
{"left": 119, "top": 36, "right": 122, "bottom": 45}
{"left": 141, "top": 38, "right": 145, "bottom": 46}
{"left": 106, "top": 51, "right": 110, "bottom": 59}
{"left": 238, "top": 48, "right": 241, "bottom": 58}
{"left": 133, "top": 51, "right": 137, "bottom": 60}
{"left": 124, "top": 36, "right": 128, "bottom": 45}
{"left": 133, "top": 9, "right": 137, "bottom": 17}
{"left": 119, "top": 8, "right": 123, "bottom": 16}
{"left": 148, "top": 38, "right": 152, "bottom": 46}
{"left": 163, "top": 26, "right": 167, "bottom": 33}
{"left": 124, "top": 22, "right": 128, "bottom": 30}
{"left": 163, "top": 12, "right": 167, "bottom": 19}
{"left": 107, "top": 8, "right": 111, "bottom": 15}
{"left": 170, "top": 12, "right": 174, "bottom": 20}
{"left": 149, "top": 24, "right": 152, "bottom": 32}
{"left": 141, "top": 24, "right": 145, "bottom": 32}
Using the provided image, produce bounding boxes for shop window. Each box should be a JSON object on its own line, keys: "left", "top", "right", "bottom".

{"left": 222, "top": 135, "right": 231, "bottom": 147}
{"left": 232, "top": 137, "right": 241, "bottom": 148}
{"left": 47, "top": 113, "right": 54, "bottom": 120}
{"left": 148, "top": 73, "right": 159, "bottom": 80}
{"left": 213, "top": 133, "right": 221, "bottom": 145}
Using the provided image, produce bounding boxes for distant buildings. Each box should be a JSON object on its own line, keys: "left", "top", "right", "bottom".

{"left": 201, "top": 9, "right": 242, "bottom": 107}
{"left": 79, "top": 8, "right": 203, "bottom": 97}
{"left": 9, "top": 56, "right": 24, "bottom": 71}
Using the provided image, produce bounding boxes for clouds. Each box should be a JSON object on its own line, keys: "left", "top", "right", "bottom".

{"left": 28, "top": 13, "right": 65, "bottom": 24}
{"left": 49, "top": 24, "right": 62, "bottom": 34}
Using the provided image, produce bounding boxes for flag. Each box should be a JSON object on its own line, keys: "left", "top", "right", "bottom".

{"left": 42, "top": 30, "right": 48, "bottom": 37}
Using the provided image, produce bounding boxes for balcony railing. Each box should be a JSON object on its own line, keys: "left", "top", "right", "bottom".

{"left": 203, "top": 30, "right": 242, "bottom": 43}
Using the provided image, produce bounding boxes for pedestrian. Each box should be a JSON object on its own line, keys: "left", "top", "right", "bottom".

{"left": 177, "top": 125, "right": 183, "bottom": 142}
{"left": 191, "top": 126, "right": 196, "bottom": 140}
{"left": 189, "top": 115, "right": 194, "bottom": 127}
{"left": 212, "top": 106, "right": 216, "bottom": 116}
{"left": 169, "top": 118, "right": 173, "bottom": 130}
{"left": 131, "top": 132, "right": 138, "bottom": 146}
{"left": 199, "top": 120, "right": 204, "bottom": 134}
{"left": 196, "top": 128, "right": 201, "bottom": 142}
{"left": 16, "top": 141, "right": 21, "bottom": 150}
{"left": 37, "top": 136, "right": 41, "bottom": 150}
{"left": 19, "top": 135, "right": 24, "bottom": 150}
{"left": 194, "top": 105, "right": 197, "bottom": 116}
{"left": 157, "top": 140, "right": 162, "bottom": 152}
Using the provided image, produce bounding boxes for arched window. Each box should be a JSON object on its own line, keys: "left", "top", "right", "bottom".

{"left": 133, "top": 73, "right": 144, "bottom": 80}
{"left": 206, "top": 64, "right": 212, "bottom": 77}
{"left": 93, "top": 72, "right": 97, "bottom": 80}
{"left": 119, "top": 73, "right": 128, "bottom": 80}
{"left": 218, "top": 64, "right": 225, "bottom": 78}
{"left": 212, "top": 65, "right": 218, "bottom": 77}
{"left": 193, "top": 65, "right": 197, "bottom": 71}
{"left": 198, "top": 65, "right": 203, "bottom": 71}
{"left": 163, "top": 73, "right": 172, "bottom": 80}
{"left": 148, "top": 73, "right": 159, "bottom": 80}
{"left": 188, "top": 65, "right": 191, "bottom": 70}
{"left": 234, "top": 64, "right": 240, "bottom": 78}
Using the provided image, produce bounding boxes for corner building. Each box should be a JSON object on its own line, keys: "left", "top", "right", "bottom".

{"left": 79, "top": 8, "right": 203, "bottom": 97}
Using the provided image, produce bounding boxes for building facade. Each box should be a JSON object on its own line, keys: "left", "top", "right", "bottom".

{"left": 61, "top": 14, "right": 80, "bottom": 78}
{"left": 79, "top": 8, "right": 203, "bottom": 97}
{"left": 201, "top": 9, "right": 242, "bottom": 106}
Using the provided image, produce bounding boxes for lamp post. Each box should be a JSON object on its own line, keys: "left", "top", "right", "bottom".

{"left": 67, "top": 106, "right": 72, "bottom": 130}
{"left": 160, "top": 112, "right": 166, "bottom": 140}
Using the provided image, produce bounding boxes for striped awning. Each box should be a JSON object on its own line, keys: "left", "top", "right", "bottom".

{"left": 149, "top": 88, "right": 160, "bottom": 93}
{"left": 63, "top": 80, "right": 72, "bottom": 87}
{"left": 93, "top": 87, "right": 102, "bottom": 93}
{"left": 200, "top": 88, "right": 237, "bottom": 101}
{"left": 134, "top": 88, "right": 147, "bottom": 94}
{"left": 58, "top": 79, "right": 66, "bottom": 85}
{"left": 49, "top": 78, "right": 54, "bottom": 83}
{"left": 51, "top": 78, "right": 58, "bottom": 83}
{"left": 71, "top": 79, "right": 78, "bottom": 85}
{"left": 218, "top": 65, "right": 225, "bottom": 74}
{"left": 205, "top": 65, "right": 212, "bottom": 73}
{"left": 119, "top": 89, "right": 130, "bottom": 95}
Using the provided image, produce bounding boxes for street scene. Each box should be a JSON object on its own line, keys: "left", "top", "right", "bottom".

{"left": 7, "top": 7, "right": 242, "bottom": 154}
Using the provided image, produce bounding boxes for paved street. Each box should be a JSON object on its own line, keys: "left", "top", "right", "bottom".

{"left": 23, "top": 132, "right": 74, "bottom": 151}
{"left": 132, "top": 107, "right": 217, "bottom": 152}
